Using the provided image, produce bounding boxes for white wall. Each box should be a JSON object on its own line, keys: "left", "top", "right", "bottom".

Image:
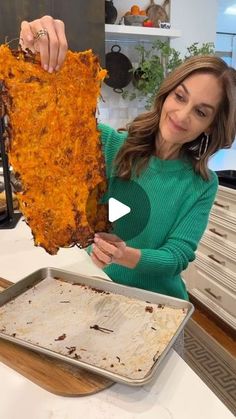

{"left": 170, "top": 0, "right": 218, "bottom": 54}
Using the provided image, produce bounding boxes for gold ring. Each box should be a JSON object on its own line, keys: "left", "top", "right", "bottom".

{"left": 34, "top": 28, "right": 48, "bottom": 41}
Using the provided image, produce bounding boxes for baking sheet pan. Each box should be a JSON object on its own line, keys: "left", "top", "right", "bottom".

{"left": 0, "top": 267, "right": 194, "bottom": 385}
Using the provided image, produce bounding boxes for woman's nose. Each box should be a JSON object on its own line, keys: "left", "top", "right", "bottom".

{"left": 176, "top": 105, "right": 191, "bottom": 122}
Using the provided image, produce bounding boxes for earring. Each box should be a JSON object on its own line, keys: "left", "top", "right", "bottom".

{"left": 197, "top": 133, "right": 209, "bottom": 160}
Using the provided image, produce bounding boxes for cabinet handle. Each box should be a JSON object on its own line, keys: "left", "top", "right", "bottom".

{"left": 204, "top": 287, "right": 222, "bottom": 301}
{"left": 214, "top": 200, "right": 229, "bottom": 210}
{"left": 209, "top": 228, "right": 227, "bottom": 239}
{"left": 208, "top": 254, "right": 226, "bottom": 265}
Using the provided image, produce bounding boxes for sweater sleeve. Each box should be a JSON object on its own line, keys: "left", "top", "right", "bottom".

{"left": 97, "top": 123, "right": 127, "bottom": 151}
{"left": 97, "top": 123, "right": 128, "bottom": 177}
{"left": 135, "top": 172, "right": 218, "bottom": 276}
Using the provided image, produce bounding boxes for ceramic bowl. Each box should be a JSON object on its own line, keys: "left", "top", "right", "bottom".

{"left": 124, "top": 15, "right": 147, "bottom": 26}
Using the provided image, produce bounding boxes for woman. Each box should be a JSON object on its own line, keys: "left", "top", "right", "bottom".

{"left": 20, "top": 17, "right": 236, "bottom": 302}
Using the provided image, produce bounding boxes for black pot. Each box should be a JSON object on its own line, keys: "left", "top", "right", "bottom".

{"left": 105, "top": 0, "right": 117, "bottom": 24}
{"left": 104, "top": 45, "right": 133, "bottom": 93}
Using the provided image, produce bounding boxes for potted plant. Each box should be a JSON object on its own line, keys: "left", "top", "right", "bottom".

{"left": 122, "top": 41, "right": 215, "bottom": 110}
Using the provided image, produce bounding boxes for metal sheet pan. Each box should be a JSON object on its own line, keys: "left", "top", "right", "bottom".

{"left": 0, "top": 267, "right": 194, "bottom": 385}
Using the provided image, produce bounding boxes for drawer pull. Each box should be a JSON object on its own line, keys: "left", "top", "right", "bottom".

{"left": 209, "top": 228, "right": 227, "bottom": 239}
{"left": 214, "top": 200, "right": 229, "bottom": 210}
{"left": 208, "top": 254, "right": 226, "bottom": 266}
{"left": 204, "top": 287, "right": 222, "bottom": 301}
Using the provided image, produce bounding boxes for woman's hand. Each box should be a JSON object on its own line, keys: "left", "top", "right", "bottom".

{"left": 91, "top": 233, "right": 126, "bottom": 269}
{"left": 19, "top": 15, "right": 68, "bottom": 72}
{"left": 91, "top": 232, "right": 141, "bottom": 269}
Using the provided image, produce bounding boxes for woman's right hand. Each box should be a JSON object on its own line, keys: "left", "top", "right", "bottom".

{"left": 19, "top": 15, "right": 68, "bottom": 73}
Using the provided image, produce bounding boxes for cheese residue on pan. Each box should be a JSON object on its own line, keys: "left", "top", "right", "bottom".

{"left": 0, "top": 275, "right": 188, "bottom": 381}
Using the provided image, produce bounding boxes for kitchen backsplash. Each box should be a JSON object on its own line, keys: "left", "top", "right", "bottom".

{"left": 97, "top": 83, "right": 146, "bottom": 129}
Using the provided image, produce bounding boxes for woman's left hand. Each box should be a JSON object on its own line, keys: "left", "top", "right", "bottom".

{"left": 91, "top": 232, "right": 126, "bottom": 269}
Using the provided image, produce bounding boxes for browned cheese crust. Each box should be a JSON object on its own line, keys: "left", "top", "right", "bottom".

{"left": 0, "top": 45, "right": 110, "bottom": 254}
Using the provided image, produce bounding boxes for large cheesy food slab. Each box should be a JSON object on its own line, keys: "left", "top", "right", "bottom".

{"left": 0, "top": 45, "right": 109, "bottom": 254}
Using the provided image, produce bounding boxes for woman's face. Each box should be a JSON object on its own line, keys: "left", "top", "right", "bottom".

{"left": 159, "top": 73, "right": 223, "bottom": 145}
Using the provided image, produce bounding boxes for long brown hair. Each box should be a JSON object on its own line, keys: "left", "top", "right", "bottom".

{"left": 115, "top": 55, "right": 236, "bottom": 180}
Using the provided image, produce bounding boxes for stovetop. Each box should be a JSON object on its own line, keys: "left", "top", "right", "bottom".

{"left": 216, "top": 170, "right": 236, "bottom": 189}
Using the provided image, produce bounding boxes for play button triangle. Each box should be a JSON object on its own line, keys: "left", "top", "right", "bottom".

{"left": 108, "top": 197, "right": 131, "bottom": 222}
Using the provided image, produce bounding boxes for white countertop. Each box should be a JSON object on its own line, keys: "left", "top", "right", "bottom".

{"left": 0, "top": 218, "right": 234, "bottom": 419}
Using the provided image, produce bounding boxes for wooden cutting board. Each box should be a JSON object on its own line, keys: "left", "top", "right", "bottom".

{"left": 0, "top": 278, "right": 114, "bottom": 396}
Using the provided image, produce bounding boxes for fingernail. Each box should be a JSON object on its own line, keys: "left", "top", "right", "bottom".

{"left": 27, "top": 35, "right": 33, "bottom": 42}
{"left": 48, "top": 66, "right": 54, "bottom": 73}
{"left": 43, "top": 64, "right": 48, "bottom": 71}
{"left": 94, "top": 237, "right": 99, "bottom": 243}
{"left": 55, "top": 65, "right": 60, "bottom": 71}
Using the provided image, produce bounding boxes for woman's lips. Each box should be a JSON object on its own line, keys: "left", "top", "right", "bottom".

{"left": 168, "top": 116, "right": 187, "bottom": 132}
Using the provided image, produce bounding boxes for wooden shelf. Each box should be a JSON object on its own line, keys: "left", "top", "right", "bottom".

{"left": 105, "top": 24, "right": 181, "bottom": 42}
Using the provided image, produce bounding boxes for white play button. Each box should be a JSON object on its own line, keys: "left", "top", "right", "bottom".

{"left": 108, "top": 197, "right": 131, "bottom": 222}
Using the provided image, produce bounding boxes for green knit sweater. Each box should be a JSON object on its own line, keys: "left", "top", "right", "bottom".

{"left": 91, "top": 123, "right": 218, "bottom": 300}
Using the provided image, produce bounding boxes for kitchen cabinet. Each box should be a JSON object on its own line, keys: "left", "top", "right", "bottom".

{"left": 183, "top": 185, "right": 236, "bottom": 330}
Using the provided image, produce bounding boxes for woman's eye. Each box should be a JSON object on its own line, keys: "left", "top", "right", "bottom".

{"left": 196, "top": 109, "right": 206, "bottom": 117}
{"left": 174, "top": 92, "right": 184, "bottom": 101}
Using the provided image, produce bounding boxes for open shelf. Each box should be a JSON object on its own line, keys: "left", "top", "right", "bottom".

{"left": 105, "top": 24, "right": 181, "bottom": 42}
